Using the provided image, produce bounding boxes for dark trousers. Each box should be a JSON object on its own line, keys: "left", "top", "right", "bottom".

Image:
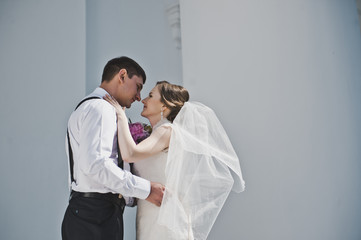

{"left": 61, "top": 194, "right": 124, "bottom": 240}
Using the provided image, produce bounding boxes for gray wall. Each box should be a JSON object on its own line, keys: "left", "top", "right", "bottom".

{"left": 180, "top": 0, "right": 361, "bottom": 239}
{"left": 1, "top": 0, "right": 361, "bottom": 240}
{"left": 0, "top": 0, "right": 182, "bottom": 239}
{"left": 0, "top": 0, "right": 86, "bottom": 239}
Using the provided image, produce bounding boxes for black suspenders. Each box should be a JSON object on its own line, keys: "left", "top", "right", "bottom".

{"left": 66, "top": 96, "right": 124, "bottom": 184}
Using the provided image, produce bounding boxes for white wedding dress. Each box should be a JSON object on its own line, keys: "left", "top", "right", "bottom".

{"left": 134, "top": 102, "right": 245, "bottom": 240}
{"left": 134, "top": 119, "right": 173, "bottom": 240}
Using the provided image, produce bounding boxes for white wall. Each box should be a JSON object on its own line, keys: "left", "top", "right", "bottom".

{"left": 0, "top": 0, "right": 86, "bottom": 239}
{"left": 180, "top": 0, "right": 361, "bottom": 239}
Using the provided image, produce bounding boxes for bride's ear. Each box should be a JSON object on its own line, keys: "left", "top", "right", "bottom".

{"left": 162, "top": 106, "right": 171, "bottom": 116}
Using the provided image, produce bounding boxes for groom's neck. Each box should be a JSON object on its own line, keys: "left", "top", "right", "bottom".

{"left": 100, "top": 82, "right": 116, "bottom": 97}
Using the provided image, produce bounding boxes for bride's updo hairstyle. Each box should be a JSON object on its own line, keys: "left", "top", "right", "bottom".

{"left": 156, "top": 81, "right": 189, "bottom": 122}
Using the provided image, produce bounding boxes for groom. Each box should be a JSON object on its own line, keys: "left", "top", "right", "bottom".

{"left": 61, "top": 56, "right": 165, "bottom": 240}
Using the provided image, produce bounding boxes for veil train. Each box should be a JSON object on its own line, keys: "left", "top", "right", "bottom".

{"left": 157, "top": 102, "right": 245, "bottom": 240}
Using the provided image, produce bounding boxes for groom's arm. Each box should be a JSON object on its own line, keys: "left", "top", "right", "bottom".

{"left": 77, "top": 100, "right": 150, "bottom": 199}
{"left": 126, "top": 181, "right": 165, "bottom": 207}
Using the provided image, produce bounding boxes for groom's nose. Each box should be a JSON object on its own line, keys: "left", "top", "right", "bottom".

{"left": 135, "top": 92, "right": 141, "bottom": 101}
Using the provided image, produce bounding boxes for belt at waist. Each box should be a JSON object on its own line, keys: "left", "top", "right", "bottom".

{"left": 69, "top": 191, "right": 126, "bottom": 208}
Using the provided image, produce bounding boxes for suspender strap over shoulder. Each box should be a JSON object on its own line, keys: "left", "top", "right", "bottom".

{"left": 67, "top": 96, "right": 125, "bottom": 185}
{"left": 75, "top": 96, "right": 101, "bottom": 110}
{"left": 67, "top": 96, "right": 101, "bottom": 184}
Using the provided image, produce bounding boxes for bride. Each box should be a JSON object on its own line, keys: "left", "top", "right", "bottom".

{"left": 104, "top": 81, "right": 245, "bottom": 240}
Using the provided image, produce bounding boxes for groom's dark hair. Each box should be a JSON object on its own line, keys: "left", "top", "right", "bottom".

{"left": 101, "top": 56, "right": 146, "bottom": 83}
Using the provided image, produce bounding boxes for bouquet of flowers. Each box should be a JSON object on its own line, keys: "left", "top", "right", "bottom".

{"left": 128, "top": 120, "right": 152, "bottom": 144}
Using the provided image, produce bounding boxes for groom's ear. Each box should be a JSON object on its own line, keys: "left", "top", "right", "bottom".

{"left": 118, "top": 69, "right": 127, "bottom": 83}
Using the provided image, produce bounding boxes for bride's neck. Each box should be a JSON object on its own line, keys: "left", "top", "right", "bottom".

{"left": 148, "top": 117, "right": 162, "bottom": 128}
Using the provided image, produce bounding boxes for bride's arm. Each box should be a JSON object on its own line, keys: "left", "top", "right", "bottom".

{"left": 117, "top": 119, "right": 171, "bottom": 163}
{"left": 104, "top": 95, "right": 171, "bottom": 163}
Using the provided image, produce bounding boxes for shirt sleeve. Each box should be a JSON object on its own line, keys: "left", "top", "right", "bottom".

{"left": 78, "top": 100, "right": 150, "bottom": 199}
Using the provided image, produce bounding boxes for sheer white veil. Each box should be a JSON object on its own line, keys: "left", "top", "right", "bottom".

{"left": 157, "top": 102, "right": 245, "bottom": 240}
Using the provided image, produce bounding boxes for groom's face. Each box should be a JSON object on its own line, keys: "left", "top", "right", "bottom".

{"left": 117, "top": 73, "right": 144, "bottom": 108}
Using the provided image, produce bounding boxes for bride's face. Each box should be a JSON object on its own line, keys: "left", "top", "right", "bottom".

{"left": 141, "top": 86, "right": 164, "bottom": 120}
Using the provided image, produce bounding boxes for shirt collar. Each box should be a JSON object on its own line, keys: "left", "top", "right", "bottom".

{"left": 89, "top": 87, "right": 110, "bottom": 98}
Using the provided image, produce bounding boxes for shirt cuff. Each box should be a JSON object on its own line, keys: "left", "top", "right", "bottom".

{"left": 124, "top": 196, "right": 135, "bottom": 206}
{"left": 132, "top": 175, "right": 151, "bottom": 200}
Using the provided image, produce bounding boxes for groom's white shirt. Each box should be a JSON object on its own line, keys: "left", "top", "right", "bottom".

{"left": 66, "top": 87, "right": 150, "bottom": 205}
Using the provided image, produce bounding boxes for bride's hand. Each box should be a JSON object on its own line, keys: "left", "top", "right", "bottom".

{"left": 103, "top": 94, "right": 126, "bottom": 117}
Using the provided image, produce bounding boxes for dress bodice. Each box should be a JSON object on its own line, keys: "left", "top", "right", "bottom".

{"left": 133, "top": 119, "right": 173, "bottom": 240}
{"left": 133, "top": 118, "right": 171, "bottom": 184}
{"left": 133, "top": 147, "right": 168, "bottom": 185}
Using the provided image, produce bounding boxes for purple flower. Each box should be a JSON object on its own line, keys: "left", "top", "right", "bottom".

{"left": 129, "top": 122, "right": 152, "bottom": 144}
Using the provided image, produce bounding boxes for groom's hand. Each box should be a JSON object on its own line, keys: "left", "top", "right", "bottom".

{"left": 146, "top": 182, "right": 165, "bottom": 207}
